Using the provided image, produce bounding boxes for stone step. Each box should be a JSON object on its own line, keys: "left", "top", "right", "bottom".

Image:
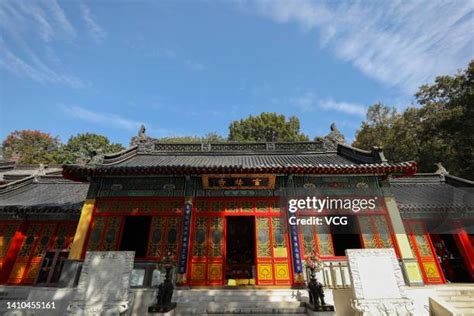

{"left": 437, "top": 296, "right": 474, "bottom": 302}
{"left": 433, "top": 286, "right": 474, "bottom": 315}
{"left": 448, "top": 301, "right": 474, "bottom": 308}
{"left": 174, "top": 296, "right": 303, "bottom": 303}
{"left": 174, "top": 289, "right": 306, "bottom": 296}
{"left": 178, "top": 302, "right": 305, "bottom": 308}
{"left": 177, "top": 314, "right": 309, "bottom": 316}
{"left": 438, "top": 292, "right": 474, "bottom": 297}
{"left": 176, "top": 301, "right": 306, "bottom": 315}
{"left": 174, "top": 293, "right": 304, "bottom": 299}
{"left": 176, "top": 307, "right": 307, "bottom": 315}
{"left": 173, "top": 289, "right": 307, "bottom": 302}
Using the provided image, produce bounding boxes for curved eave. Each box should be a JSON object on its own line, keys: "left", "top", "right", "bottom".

{"left": 397, "top": 204, "right": 473, "bottom": 212}
{"left": 63, "top": 161, "right": 417, "bottom": 182}
{"left": 0, "top": 205, "right": 82, "bottom": 213}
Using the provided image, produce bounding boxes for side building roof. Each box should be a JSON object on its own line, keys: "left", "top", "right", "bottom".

{"left": 0, "top": 161, "right": 63, "bottom": 184}
{"left": 389, "top": 173, "right": 474, "bottom": 212}
{"left": 0, "top": 175, "right": 89, "bottom": 219}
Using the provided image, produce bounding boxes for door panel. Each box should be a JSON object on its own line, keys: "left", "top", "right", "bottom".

{"left": 406, "top": 221, "right": 445, "bottom": 284}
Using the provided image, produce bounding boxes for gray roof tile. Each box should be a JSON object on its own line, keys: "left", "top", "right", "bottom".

{"left": 0, "top": 176, "right": 89, "bottom": 210}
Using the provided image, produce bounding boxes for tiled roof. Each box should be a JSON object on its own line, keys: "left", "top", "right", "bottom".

{"left": 113, "top": 152, "right": 356, "bottom": 168}
{"left": 63, "top": 141, "right": 416, "bottom": 181}
{"left": 0, "top": 163, "right": 62, "bottom": 183}
{"left": 0, "top": 175, "right": 89, "bottom": 211}
{"left": 390, "top": 174, "right": 474, "bottom": 211}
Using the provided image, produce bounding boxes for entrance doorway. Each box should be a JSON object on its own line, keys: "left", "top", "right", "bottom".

{"left": 119, "top": 216, "right": 151, "bottom": 258}
{"left": 331, "top": 215, "right": 363, "bottom": 256}
{"left": 431, "top": 234, "right": 471, "bottom": 282}
{"left": 225, "top": 216, "right": 255, "bottom": 280}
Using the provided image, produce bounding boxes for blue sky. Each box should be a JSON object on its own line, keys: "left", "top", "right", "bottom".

{"left": 1, "top": 0, "right": 473, "bottom": 146}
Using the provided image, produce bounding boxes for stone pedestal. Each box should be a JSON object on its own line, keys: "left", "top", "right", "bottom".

{"left": 148, "top": 302, "right": 177, "bottom": 315}
{"left": 306, "top": 302, "right": 336, "bottom": 314}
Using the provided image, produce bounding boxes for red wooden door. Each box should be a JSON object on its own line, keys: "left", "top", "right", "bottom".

{"left": 7, "top": 222, "right": 76, "bottom": 284}
{"left": 406, "top": 221, "right": 445, "bottom": 284}
{"left": 188, "top": 198, "right": 292, "bottom": 286}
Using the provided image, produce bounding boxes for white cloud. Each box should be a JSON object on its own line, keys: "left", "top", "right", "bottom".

{"left": 288, "top": 92, "right": 366, "bottom": 116}
{"left": 80, "top": 3, "right": 106, "bottom": 42}
{"left": 244, "top": 0, "right": 474, "bottom": 93}
{"left": 318, "top": 99, "right": 366, "bottom": 116}
{"left": 45, "top": 0, "right": 77, "bottom": 39}
{"left": 0, "top": 0, "right": 76, "bottom": 42}
{"left": 289, "top": 91, "right": 316, "bottom": 112}
{"left": 61, "top": 105, "right": 145, "bottom": 131}
{"left": 60, "top": 105, "right": 175, "bottom": 137}
{"left": 0, "top": 45, "right": 85, "bottom": 88}
{"left": 185, "top": 59, "right": 206, "bottom": 71}
{"left": 0, "top": 1, "right": 106, "bottom": 87}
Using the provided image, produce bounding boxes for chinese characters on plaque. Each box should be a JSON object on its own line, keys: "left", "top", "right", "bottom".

{"left": 202, "top": 174, "right": 276, "bottom": 190}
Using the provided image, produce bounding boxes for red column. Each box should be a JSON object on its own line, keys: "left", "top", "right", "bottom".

{"left": 0, "top": 221, "right": 28, "bottom": 284}
{"left": 455, "top": 228, "right": 474, "bottom": 281}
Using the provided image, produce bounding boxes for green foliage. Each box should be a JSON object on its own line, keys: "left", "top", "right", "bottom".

{"left": 354, "top": 60, "right": 474, "bottom": 179}
{"left": 1, "top": 131, "right": 124, "bottom": 165}
{"left": 59, "top": 133, "right": 125, "bottom": 164}
{"left": 157, "top": 132, "right": 226, "bottom": 143}
{"left": 228, "top": 112, "right": 309, "bottom": 142}
{"left": 2, "top": 130, "right": 61, "bottom": 164}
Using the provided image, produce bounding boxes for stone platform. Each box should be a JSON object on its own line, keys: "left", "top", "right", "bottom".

{"left": 3, "top": 285, "right": 474, "bottom": 315}
{"left": 172, "top": 288, "right": 329, "bottom": 315}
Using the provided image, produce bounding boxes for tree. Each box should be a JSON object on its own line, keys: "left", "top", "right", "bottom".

{"left": 59, "top": 133, "right": 125, "bottom": 164}
{"left": 415, "top": 60, "right": 474, "bottom": 178}
{"left": 353, "top": 60, "right": 474, "bottom": 179}
{"left": 352, "top": 103, "right": 398, "bottom": 150}
{"left": 228, "top": 113, "right": 309, "bottom": 142}
{"left": 2, "top": 130, "right": 61, "bottom": 164}
{"left": 156, "top": 133, "right": 226, "bottom": 143}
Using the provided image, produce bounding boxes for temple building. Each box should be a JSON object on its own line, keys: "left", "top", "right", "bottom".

{"left": 0, "top": 124, "right": 472, "bottom": 289}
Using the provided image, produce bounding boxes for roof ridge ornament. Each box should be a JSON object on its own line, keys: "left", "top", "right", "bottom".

{"left": 324, "top": 123, "right": 347, "bottom": 145}
{"left": 435, "top": 162, "right": 449, "bottom": 175}
{"left": 88, "top": 149, "right": 104, "bottom": 165}
{"left": 435, "top": 162, "right": 449, "bottom": 181}
{"left": 131, "top": 124, "right": 155, "bottom": 152}
{"left": 371, "top": 146, "right": 387, "bottom": 163}
{"left": 138, "top": 124, "right": 146, "bottom": 141}
{"left": 33, "top": 163, "right": 46, "bottom": 182}
{"left": 266, "top": 142, "right": 276, "bottom": 151}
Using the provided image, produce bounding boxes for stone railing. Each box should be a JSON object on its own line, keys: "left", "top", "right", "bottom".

{"left": 311, "top": 260, "right": 352, "bottom": 289}
{"left": 57, "top": 259, "right": 351, "bottom": 289}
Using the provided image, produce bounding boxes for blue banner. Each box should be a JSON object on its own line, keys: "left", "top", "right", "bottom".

{"left": 288, "top": 210, "right": 303, "bottom": 274}
{"left": 178, "top": 202, "right": 192, "bottom": 274}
